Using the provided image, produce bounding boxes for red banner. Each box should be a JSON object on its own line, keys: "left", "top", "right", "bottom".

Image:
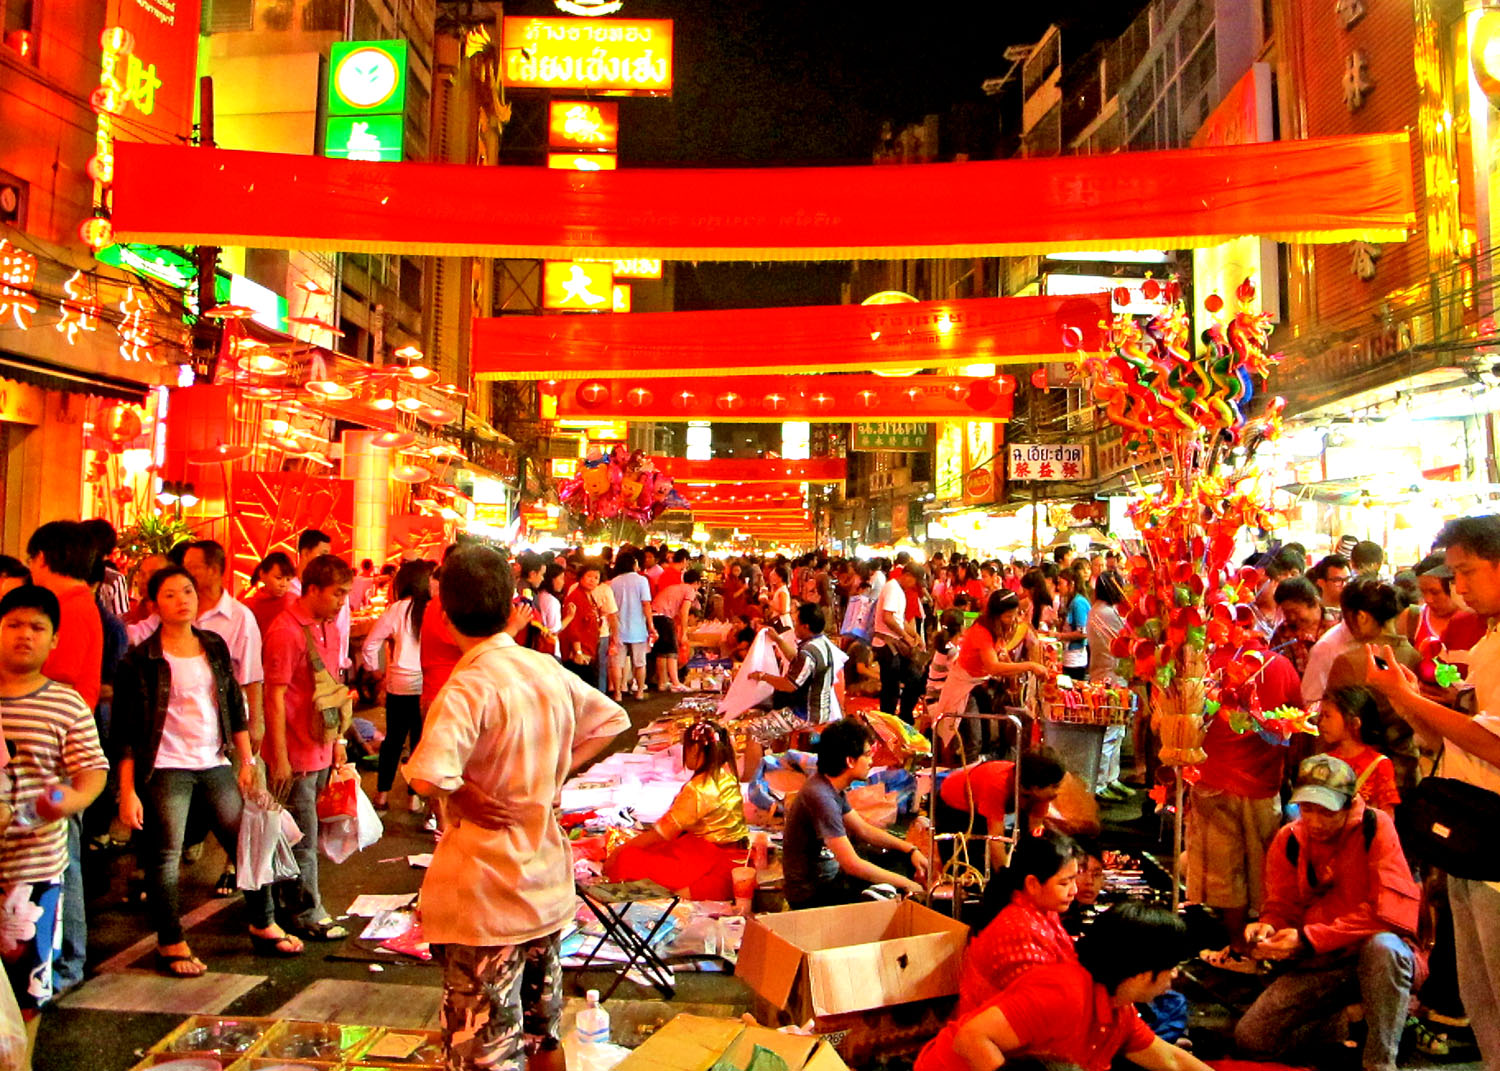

{"left": 484, "top": 296, "right": 1100, "bottom": 380}
{"left": 111, "top": 134, "right": 1413, "bottom": 261}
{"left": 553, "top": 373, "right": 1016, "bottom": 418}
{"left": 652, "top": 457, "right": 846, "bottom": 484}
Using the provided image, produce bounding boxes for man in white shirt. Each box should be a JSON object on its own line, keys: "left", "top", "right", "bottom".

{"left": 406, "top": 546, "right": 628, "bottom": 1071}
{"left": 872, "top": 563, "right": 925, "bottom": 720}
{"left": 1366, "top": 516, "right": 1500, "bottom": 1071}
{"left": 1300, "top": 620, "right": 1356, "bottom": 705}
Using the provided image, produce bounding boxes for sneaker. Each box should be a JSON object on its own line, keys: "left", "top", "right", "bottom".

{"left": 1105, "top": 780, "right": 1134, "bottom": 797}
{"left": 424, "top": 814, "right": 439, "bottom": 834}
{"left": 1096, "top": 784, "right": 1131, "bottom": 802}
{"left": 1198, "top": 946, "right": 1263, "bottom": 974}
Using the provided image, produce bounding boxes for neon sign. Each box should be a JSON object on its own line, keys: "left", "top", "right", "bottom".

{"left": 547, "top": 152, "right": 617, "bottom": 171}
{"left": 85, "top": 26, "right": 164, "bottom": 250}
{"left": 542, "top": 261, "right": 613, "bottom": 310}
{"left": 549, "top": 101, "right": 619, "bottom": 149}
{"left": 57, "top": 272, "right": 100, "bottom": 345}
{"left": 610, "top": 258, "right": 662, "bottom": 279}
{"left": 0, "top": 240, "right": 38, "bottom": 329}
{"left": 556, "top": 0, "right": 624, "bottom": 15}
{"left": 502, "top": 17, "right": 672, "bottom": 95}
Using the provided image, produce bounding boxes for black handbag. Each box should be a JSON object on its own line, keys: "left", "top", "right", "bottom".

{"left": 1398, "top": 760, "right": 1500, "bottom": 881}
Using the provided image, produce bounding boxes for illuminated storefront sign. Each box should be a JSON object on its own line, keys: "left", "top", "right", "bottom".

{"left": 935, "top": 421, "right": 964, "bottom": 500}
{"left": 549, "top": 100, "right": 619, "bottom": 149}
{"left": 612, "top": 284, "right": 631, "bottom": 312}
{"left": 324, "top": 41, "right": 407, "bottom": 163}
{"left": 1008, "top": 442, "right": 1089, "bottom": 481}
{"left": 556, "top": 0, "right": 624, "bottom": 14}
{"left": 325, "top": 114, "right": 405, "bottom": 162}
{"left": 542, "top": 261, "right": 614, "bottom": 309}
{"left": 501, "top": 17, "right": 673, "bottom": 95}
{"left": 610, "top": 258, "right": 662, "bottom": 279}
{"left": 547, "top": 152, "right": 617, "bottom": 170}
{"left": 97, "top": 243, "right": 196, "bottom": 288}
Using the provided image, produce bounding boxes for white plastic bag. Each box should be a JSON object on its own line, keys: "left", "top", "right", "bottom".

{"left": 717, "top": 630, "right": 780, "bottom": 719}
{"left": 238, "top": 796, "right": 300, "bottom": 891}
{"left": 322, "top": 780, "right": 382, "bottom": 864}
{"left": 0, "top": 969, "right": 24, "bottom": 1071}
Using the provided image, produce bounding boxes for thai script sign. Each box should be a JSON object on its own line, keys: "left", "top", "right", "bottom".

{"left": 1008, "top": 442, "right": 1089, "bottom": 481}
{"left": 502, "top": 17, "right": 672, "bottom": 95}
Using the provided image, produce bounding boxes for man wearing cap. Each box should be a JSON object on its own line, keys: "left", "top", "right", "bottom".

{"left": 1234, "top": 755, "right": 1424, "bottom": 1071}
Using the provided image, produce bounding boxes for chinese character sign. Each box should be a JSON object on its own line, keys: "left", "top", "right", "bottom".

{"left": 851, "top": 421, "right": 931, "bottom": 452}
{"left": 548, "top": 100, "right": 619, "bottom": 149}
{"left": 1008, "top": 442, "right": 1089, "bottom": 481}
{"left": 0, "top": 240, "right": 39, "bottom": 330}
{"left": 502, "top": 17, "right": 673, "bottom": 95}
{"left": 542, "top": 261, "right": 614, "bottom": 309}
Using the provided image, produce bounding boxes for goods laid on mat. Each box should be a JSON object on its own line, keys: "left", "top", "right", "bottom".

{"left": 133, "top": 1018, "right": 443, "bottom": 1069}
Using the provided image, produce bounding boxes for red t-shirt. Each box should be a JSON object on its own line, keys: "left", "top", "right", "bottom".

{"left": 1197, "top": 651, "right": 1301, "bottom": 799}
{"left": 956, "top": 622, "right": 998, "bottom": 678}
{"left": 915, "top": 961, "right": 1156, "bottom": 1071}
{"left": 261, "top": 600, "right": 343, "bottom": 773}
{"left": 43, "top": 584, "right": 102, "bottom": 711}
{"left": 244, "top": 591, "right": 294, "bottom": 640}
{"left": 1341, "top": 743, "right": 1401, "bottom": 811}
{"left": 939, "top": 760, "right": 1015, "bottom": 824}
{"left": 657, "top": 566, "right": 683, "bottom": 591}
{"left": 560, "top": 585, "right": 601, "bottom": 660}
{"left": 420, "top": 598, "right": 463, "bottom": 709}
{"left": 958, "top": 892, "right": 1077, "bottom": 1015}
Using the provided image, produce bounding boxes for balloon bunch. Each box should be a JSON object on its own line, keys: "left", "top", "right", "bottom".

{"left": 1078, "top": 280, "right": 1280, "bottom": 452}
{"left": 556, "top": 444, "right": 689, "bottom": 524}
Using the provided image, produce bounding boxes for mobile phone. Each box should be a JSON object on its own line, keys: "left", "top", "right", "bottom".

{"left": 1373, "top": 655, "right": 1390, "bottom": 671}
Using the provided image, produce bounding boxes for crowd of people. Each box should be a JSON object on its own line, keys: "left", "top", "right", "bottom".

{"left": 1, "top": 514, "right": 1499, "bottom": 1071}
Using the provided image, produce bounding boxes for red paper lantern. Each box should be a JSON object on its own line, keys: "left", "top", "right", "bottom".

{"left": 538, "top": 379, "right": 562, "bottom": 397}
{"left": 1031, "top": 367, "right": 1049, "bottom": 390}
{"left": 78, "top": 216, "right": 113, "bottom": 249}
{"left": 1141, "top": 279, "right": 1161, "bottom": 300}
{"left": 715, "top": 390, "right": 743, "bottom": 412}
{"left": 857, "top": 389, "right": 879, "bottom": 408}
{"left": 1112, "top": 286, "right": 1131, "bottom": 306}
{"left": 626, "top": 387, "right": 654, "bottom": 407}
{"left": 996, "top": 375, "right": 1017, "bottom": 395}
{"left": 672, "top": 389, "right": 696, "bottom": 409}
{"left": 1204, "top": 294, "right": 1224, "bottom": 313}
{"left": 575, "top": 380, "right": 609, "bottom": 408}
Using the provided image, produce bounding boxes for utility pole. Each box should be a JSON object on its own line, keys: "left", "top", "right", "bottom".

{"left": 193, "top": 75, "right": 223, "bottom": 380}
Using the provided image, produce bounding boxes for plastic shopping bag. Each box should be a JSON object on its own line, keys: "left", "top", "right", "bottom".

{"left": 316, "top": 763, "right": 359, "bottom": 821}
{"left": 322, "top": 769, "right": 383, "bottom": 864}
{"left": 238, "top": 796, "right": 298, "bottom": 891}
{"left": 717, "top": 629, "right": 781, "bottom": 719}
{"left": 354, "top": 778, "right": 384, "bottom": 851}
{"left": 0, "top": 966, "right": 23, "bottom": 1071}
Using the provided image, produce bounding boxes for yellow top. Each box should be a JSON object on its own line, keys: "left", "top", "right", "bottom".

{"left": 656, "top": 766, "right": 748, "bottom": 845}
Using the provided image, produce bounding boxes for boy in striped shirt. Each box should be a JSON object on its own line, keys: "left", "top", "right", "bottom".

{"left": 0, "top": 584, "right": 108, "bottom": 1056}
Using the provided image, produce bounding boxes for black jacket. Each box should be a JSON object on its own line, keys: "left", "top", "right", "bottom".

{"left": 112, "top": 626, "right": 248, "bottom": 784}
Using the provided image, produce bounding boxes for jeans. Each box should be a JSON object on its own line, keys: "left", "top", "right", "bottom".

{"left": 1234, "top": 932, "right": 1414, "bottom": 1071}
{"left": 377, "top": 692, "right": 423, "bottom": 793}
{"left": 874, "top": 644, "right": 921, "bottom": 721}
{"left": 54, "top": 816, "right": 85, "bottom": 991}
{"left": 144, "top": 766, "right": 274, "bottom": 945}
{"left": 284, "top": 766, "right": 332, "bottom": 926}
{"left": 1451, "top": 876, "right": 1500, "bottom": 1071}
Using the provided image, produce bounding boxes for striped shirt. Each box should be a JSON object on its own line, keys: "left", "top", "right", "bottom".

{"left": 0, "top": 681, "right": 109, "bottom": 884}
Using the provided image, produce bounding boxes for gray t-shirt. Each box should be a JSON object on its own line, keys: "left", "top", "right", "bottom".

{"left": 783, "top": 772, "right": 850, "bottom": 905}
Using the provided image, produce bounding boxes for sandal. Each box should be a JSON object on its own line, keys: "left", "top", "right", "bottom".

{"left": 295, "top": 917, "right": 350, "bottom": 941}
{"left": 213, "top": 868, "right": 237, "bottom": 898}
{"left": 250, "top": 929, "right": 305, "bottom": 957}
{"left": 1408, "top": 1016, "right": 1451, "bottom": 1057}
{"left": 155, "top": 949, "right": 207, "bottom": 978}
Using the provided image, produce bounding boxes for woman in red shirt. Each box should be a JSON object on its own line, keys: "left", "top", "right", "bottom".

{"left": 958, "top": 833, "right": 1081, "bottom": 1015}
{"left": 930, "top": 590, "right": 1049, "bottom": 759}
{"left": 560, "top": 563, "right": 604, "bottom": 687}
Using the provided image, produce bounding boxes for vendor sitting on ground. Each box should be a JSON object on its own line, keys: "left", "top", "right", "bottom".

{"left": 958, "top": 833, "right": 1079, "bottom": 1015}
{"left": 749, "top": 604, "right": 842, "bottom": 724}
{"left": 603, "top": 720, "right": 748, "bottom": 900}
{"left": 937, "top": 746, "right": 1066, "bottom": 868}
{"left": 916, "top": 902, "right": 1214, "bottom": 1071}
{"left": 782, "top": 718, "right": 929, "bottom": 908}
{"left": 1233, "top": 754, "right": 1424, "bottom": 1071}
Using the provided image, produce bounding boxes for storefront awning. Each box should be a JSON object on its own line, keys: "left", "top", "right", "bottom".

{"left": 111, "top": 133, "right": 1414, "bottom": 262}
{"left": 0, "top": 352, "right": 150, "bottom": 403}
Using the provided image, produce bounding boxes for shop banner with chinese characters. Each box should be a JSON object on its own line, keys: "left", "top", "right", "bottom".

{"left": 107, "top": 0, "right": 203, "bottom": 144}
{"left": 480, "top": 296, "right": 1104, "bottom": 379}
{"left": 554, "top": 375, "right": 1015, "bottom": 421}
{"left": 112, "top": 133, "right": 1415, "bottom": 261}
{"left": 1008, "top": 443, "right": 1090, "bottom": 482}
{"left": 851, "top": 422, "right": 932, "bottom": 452}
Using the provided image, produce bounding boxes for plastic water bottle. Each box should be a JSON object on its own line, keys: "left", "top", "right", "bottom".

{"left": 574, "top": 990, "right": 611, "bottom": 1070}
{"left": 12, "top": 788, "right": 64, "bottom": 830}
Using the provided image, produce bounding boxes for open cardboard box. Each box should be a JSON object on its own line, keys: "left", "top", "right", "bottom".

{"left": 736, "top": 899, "right": 968, "bottom": 1023}
{"left": 616, "top": 1013, "right": 849, "bottom": 1071}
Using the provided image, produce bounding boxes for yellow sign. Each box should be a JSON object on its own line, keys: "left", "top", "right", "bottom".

{"left": 546, "top": 152, "right": 618, "bottom": 171}
{"left": 542, "top": 261, "right": 614, "bottom": 310}
{"left": 612, "top": 284, "right": 632, "bottom": 313}
{"left": 0, "top": 377, "right": 44, "bottom": 425}
{"left": 612, "top": 258, "right": 662, "bottom": 279}
{"left": 502, "top": 17, "right": 673, "bottom": 95}
{"left": 935, "top": 420, "right": 964, "bottom": 501}
{"left": 548, "top": 100, "right": 619, "bottom": 149}
{"left": 550, "top": 457, "right": 579, "bottom": 479}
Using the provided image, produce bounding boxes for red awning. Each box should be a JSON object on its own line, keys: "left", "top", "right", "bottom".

{"left": 479, "top": 296, "right": 1102, "bottom": 380}
{"left": 552, "top": 373, "right": 1016, "bottom": 418}
{"left": 110, "top": 134, "right": 1414, "bottom": 261}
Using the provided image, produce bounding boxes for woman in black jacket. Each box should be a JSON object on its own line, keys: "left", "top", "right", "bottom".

{"left": 113, "top": 566, "right": 302, "bottom": 975}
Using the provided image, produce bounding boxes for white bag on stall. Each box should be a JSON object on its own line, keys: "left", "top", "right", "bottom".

{"left": 717, "top": 629, "right": 782, "bottom": 719}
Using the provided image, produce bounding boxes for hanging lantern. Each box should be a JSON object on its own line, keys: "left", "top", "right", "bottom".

{"left": 78, "top": 217, "right": 113, "bottom": 250}
{"left": 715, "top": 390, "right": 743, "bottom": 412}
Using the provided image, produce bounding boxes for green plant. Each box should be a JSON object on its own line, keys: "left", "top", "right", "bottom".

{"left": 117, "top": 514, "right": 193, "bottom": 563}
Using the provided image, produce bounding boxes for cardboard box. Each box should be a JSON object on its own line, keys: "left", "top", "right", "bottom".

{"left": 736, "top": 899, "right": 968, "bottom": 1023}
{"left": 616, "top": 1013, "right": 849, "bottom": 1071}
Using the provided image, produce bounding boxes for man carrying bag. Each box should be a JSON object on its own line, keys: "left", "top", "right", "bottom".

{"left": 1365, "top": 514, "right": 1500, "bottom": 1071}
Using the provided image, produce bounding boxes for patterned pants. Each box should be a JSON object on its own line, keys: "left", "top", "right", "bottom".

{"left": 434, "top": 932, "right": 563, "bottom": 1071}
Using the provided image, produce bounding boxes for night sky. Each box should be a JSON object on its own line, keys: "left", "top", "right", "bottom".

{"left": 501, "top": 0, "right": 1148, "bottom": 307}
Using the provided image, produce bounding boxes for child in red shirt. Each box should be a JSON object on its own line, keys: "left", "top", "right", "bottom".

{"left": 1318, "top": 685, "right": 1400, "bottom": 816}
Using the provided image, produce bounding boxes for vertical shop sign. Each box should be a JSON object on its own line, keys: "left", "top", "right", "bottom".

{"left": 324, "top": 41, "right": 408, "bottom": 162}
{"left": 963, "top": 421, "right": 1003, "bottom": 505}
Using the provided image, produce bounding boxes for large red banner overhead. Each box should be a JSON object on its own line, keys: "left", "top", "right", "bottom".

{"left": 110, "top": 133, "right": 1413, "bottom": 261}
{"left": 652, "top": 457, "right": 846, "bottom": 484}
{"left": 554, "top": 373, "right": 1016, "bottom": 419}
{"left": 481, "top": 296, "right": 1104, "bottom": 380}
